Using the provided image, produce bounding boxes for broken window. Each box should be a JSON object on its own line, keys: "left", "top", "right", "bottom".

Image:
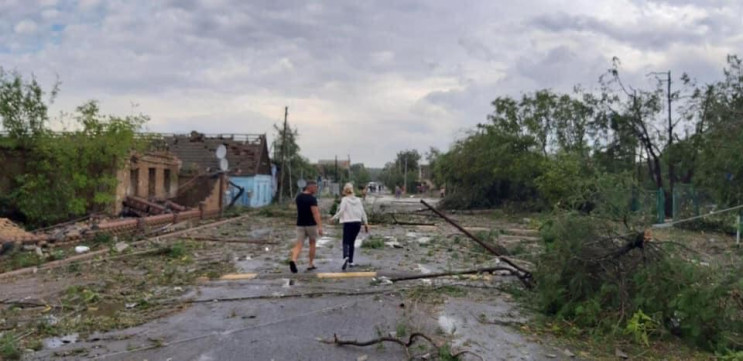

{"left": 130, "top": 169, "right": 139, "bottom": 196}
{"left": 164, "top": 169, "right": 171, "bottom": 196}
{"left": 148, "top": 168, "right": 156, "bottom": 197}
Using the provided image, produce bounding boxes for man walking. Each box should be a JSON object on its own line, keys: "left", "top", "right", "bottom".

{"left": 290, "top": 180, "right": 323, "bottom": 273}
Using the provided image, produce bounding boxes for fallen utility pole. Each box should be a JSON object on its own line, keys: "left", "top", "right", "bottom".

{"left": 389, "top": 266, "right": 516, "bottom": 282}
{"left": 419, "top": 200, "right": 533, "bottom": 287}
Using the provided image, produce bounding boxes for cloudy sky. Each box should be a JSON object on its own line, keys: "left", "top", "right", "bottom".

{"left": 1, "top": 0, "right": 741, "bottom": 167}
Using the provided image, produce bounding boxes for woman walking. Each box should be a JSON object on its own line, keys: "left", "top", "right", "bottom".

{"left": 331, "top": 183, "right": 369, "bottom": 270}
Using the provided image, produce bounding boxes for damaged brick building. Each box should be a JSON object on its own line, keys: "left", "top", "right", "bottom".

{"left": 162, "top": 132, "right": 274, "bottom": 209}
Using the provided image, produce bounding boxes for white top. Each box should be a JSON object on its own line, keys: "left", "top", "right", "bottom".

{"left": 331, "top": 196, "right": 369, "bottom": 224}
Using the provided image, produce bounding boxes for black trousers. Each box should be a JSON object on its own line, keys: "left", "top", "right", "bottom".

{"left": 342, "top": 222, "right": 362, "bottom": 263}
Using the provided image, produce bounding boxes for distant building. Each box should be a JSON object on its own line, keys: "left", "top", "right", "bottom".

{"left": 315, "top": 158, "right": 351, "bottom": 182}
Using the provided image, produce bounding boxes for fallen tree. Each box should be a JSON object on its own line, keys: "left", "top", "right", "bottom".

{"left": 536, "top": 212, "right": 743, "bottom": 353}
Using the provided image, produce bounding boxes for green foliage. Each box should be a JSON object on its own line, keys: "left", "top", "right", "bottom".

{"left": 91, "top": 233, "right": 113, "bottom": 246}
{"left": 361, "top": 236, "right": 385, "bottom": 249}
{"left": 437, "top": 343, "right": 458, "bottom": 361}
{"left": 2, "top": 251, "right": 42, "bottom": 271}
{"left": 0, "top": 332, "right": 21, "bottom": 361}
{"left": 1, "top": 70, "right": 147, "bottom": 226}
{"left": 624, "top": 309, "right": 657, "bottom": 346}
{"left": 168, "top": 241, "right": 187, "bottom": 259}
{"left": 535, "top": 212, "right": 743, "bottom": 352}
{"left": 329, "top": 196, "right": 340, "bottom": 216}
{"left": 379, "top": 149, "right": 421, "bottom": 193}
{"left": 350, "top": 163, "right": 371, "bottom": 186}
{"left": 272, "top": 121, "right": 318, "bottom": 200}
{"left": 63, "top": 285, "right": 101, "bottom": 305}
{"left": 0, "top": 68, "right": 57, "bottom": 145}
{"left": 395, "top": 323, "right": 408, "bottom": 338}
{"left": 694, "top": 56, "right": 743, "bottom": 207}
{"left": 435, "top": 125, "right": 543, "bottom": 209}
{"left": 718, "top": 350, "right": 743, "bottom": 361}
{"left": 430, "top": 54, "right": 743, "bottom": 214}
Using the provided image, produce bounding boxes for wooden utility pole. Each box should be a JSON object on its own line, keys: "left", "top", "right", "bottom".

{"left": 667, "top": 71, "right": 675, "bottom": 200}
{"left": 279, "top": 106, "right": 288, "bottom": 203}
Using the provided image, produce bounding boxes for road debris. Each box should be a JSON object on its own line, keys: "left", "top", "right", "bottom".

{"left": 420, "top": 199, "right": 533, "bottom": 288}
{"left": 114, "top": 242, "right": 129, "bottom": 253}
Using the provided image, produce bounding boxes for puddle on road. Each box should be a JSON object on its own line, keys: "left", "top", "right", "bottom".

{"left": 316, "top": 236, "right": 337, "bottom": 247}
{"left": 248, "top": 228, "right": 272, "bottom": 239}
{"left": 416, "top": 264, "right": 432, "bottom": 274}
{"left": 438, "top": 315, "right": 459, "bottom": 335}
{"left": 416, "top": 237, "right": 431, "bottom": 244}
{"left": 43, "top": 333, "right": 79, "bottom": 349}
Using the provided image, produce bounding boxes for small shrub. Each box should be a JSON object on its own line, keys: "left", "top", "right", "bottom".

{"left": 91, "top": 233, "right": 112, "bottom": 246}
{"left": 49, "top": 249, "right": 66, "bottom": 261}
{"left": 624, "top": 309, "right": 657, "bottom": 346}
{"left": 396, "top": 323, "right": 408, "bottom": 338}
{"left": 361, "top": 237, "right": 385, "bottom": 249}
{"left": 8, "top": 251, "right": 41, "bottom": 269}
{"left": 329, "top": 197, "right": 340, "bottom": 216}
{"left": 168, "top": 242, "right": 187, "bottom": 258}
{"left": 718, "top": 350, "right": 743, "bottom": 361}
{"left": 437, "top": 343, "right": 458, "bottom": 361}
{"left": 1, "top": 332, "right": 22, "bottom": 360}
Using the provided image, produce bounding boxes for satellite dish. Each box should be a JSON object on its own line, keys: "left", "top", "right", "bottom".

{"left": 215, "top": 144, "right": 227, "bottom": 159}
{"left": 219, "top": 158, "right": 229, "bottom": 172}
{"left": 297, "top": 179, "right": 307, "bottom": 189}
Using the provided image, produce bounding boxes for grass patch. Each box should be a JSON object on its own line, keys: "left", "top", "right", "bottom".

{"left": 404, "top": 285, "right": 467, "bottom": 305}
{"left": 361, "top": 236, "right": 385, "bottom": 249}
{"left": 2, "top": 251, "right": 42, "bottom": 271}
{"left": 90, "top": 233, "right": 113, "bottom": 246}
{"left": 437, "top": 343, "right": 459, "bottom": 361}
{"left": 0, "top": 332, "right": 21, "bottom": 361}
{"left": 396, "top": 323, "right": 408, "bottom": 338}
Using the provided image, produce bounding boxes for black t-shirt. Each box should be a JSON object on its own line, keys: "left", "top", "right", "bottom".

{"left": 296, "top": 193, "right": 318, "bottom": 226}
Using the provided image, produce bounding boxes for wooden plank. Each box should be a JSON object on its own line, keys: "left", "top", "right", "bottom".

{"left": 219, "top": 273, "right": 258, "bottom": 280}
{"left": 316, "top": 272, "right": 377, "bottom": 279}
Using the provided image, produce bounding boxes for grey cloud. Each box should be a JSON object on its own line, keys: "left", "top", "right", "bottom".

{"left": 531, "top": 12, "right": 711, "bottom": 50}
{"left": 514, "top": 46, "right": 609, "bottom": 89}
{"left": 458, "top": 35, "right": 496, "bottom": 62}
{"left": 1, "top": 0, "right": 741, "bottom": 166}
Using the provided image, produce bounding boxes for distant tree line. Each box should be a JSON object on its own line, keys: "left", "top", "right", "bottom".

{"left": 427, "top": 55, "right": 743, "bottom": 216}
